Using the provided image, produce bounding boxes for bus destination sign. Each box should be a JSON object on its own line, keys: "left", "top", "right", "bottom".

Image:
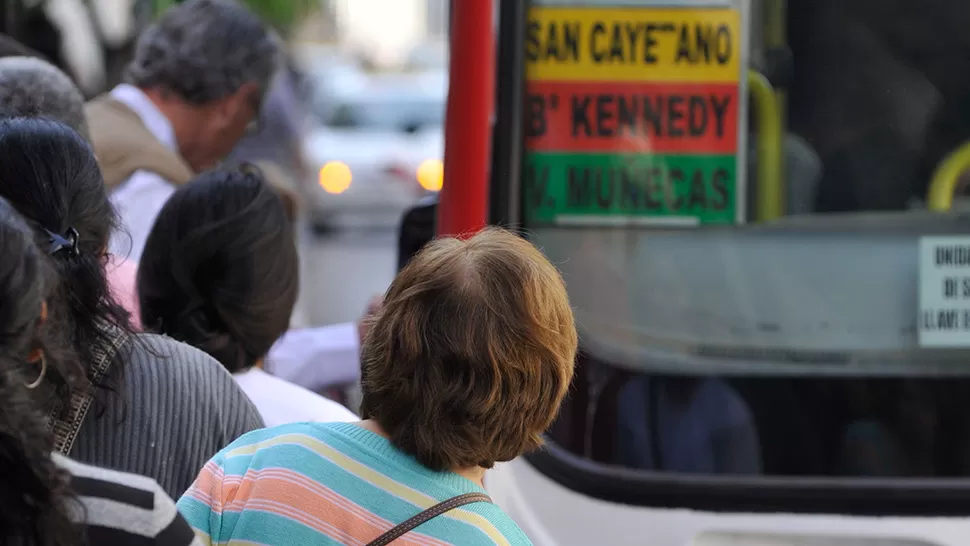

{"left": 523, "top": 6, "right": 747, "bottom": 227}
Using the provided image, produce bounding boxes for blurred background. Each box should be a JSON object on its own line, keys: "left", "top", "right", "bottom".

{"left": 2, "top": 0, "right": 452, "bottom": 327}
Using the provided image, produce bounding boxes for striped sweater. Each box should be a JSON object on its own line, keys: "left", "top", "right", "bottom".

{"left": 177, "top": 422, "right": 533, "bottom": 545}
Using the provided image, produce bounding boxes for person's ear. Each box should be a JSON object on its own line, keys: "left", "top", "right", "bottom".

{"left": 215, "top": 83, "right": 261, "bottom": 126}
{"left": 26, "top": 301, "right": 48, "bottom": 364}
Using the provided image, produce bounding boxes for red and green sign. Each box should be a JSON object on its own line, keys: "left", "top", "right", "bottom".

{"left": 523, "top": 7, "right": 746, "bottom": 227}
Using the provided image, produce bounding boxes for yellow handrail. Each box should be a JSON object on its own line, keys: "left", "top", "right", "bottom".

{"left": 927, "top": 142, "right": 970, "bottom": 211}
{"left": 748, "top": 69, "right": 784, "bottom": 221}
{"left": 765, "top": 0, "right": 786, "bottom": 51}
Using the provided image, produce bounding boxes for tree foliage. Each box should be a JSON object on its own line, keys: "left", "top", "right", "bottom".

{"left": 153, "top": 0, "right": 318, "bottom": 35}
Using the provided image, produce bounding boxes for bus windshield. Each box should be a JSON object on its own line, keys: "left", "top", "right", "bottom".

{"left": 514, "top": 0, "right": 970, "bottom": 479}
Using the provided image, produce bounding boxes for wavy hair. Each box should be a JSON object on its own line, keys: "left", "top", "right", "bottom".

{"left": 360, "top": 227, "right": 578, "bottom": 471}
{"left": 0, "top": 117, "right": 134, "bottom": 410}
{"left": 0, "top": 196, "right": 80, "bottom": 545}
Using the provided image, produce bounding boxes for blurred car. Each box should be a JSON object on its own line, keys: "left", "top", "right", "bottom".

{"left": 406, "top": 41, "right": 448, "bottom": 71}
{"left": 302, "top": 72, "right": 445, "bottom": 230}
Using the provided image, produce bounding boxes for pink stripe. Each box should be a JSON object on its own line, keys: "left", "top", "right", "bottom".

{"left": 219, "top": 467, "right": 452, "bottom": 546}
{"left": 226, "top": 499, "right": 365, "bottom": 546}
{"left": 227, "top": 469, "right": 395, "bottom": 530}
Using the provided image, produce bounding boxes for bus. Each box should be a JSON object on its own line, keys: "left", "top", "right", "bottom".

{"left": 425, "top": 0, "right": 970, "bottom": 544}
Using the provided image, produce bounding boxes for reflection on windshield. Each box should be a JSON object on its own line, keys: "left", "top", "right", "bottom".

{"left": 515, "top": 0, "right": 970, "bottom": 483}
{"left": 550, "top": 361, "right": 970, "bottom": 478}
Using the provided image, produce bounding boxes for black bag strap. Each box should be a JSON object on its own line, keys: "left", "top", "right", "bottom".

{"left": 366, "top": 492, "right": 492, "bottom": 546}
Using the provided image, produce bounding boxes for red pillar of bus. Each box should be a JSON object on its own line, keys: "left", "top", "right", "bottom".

{"left": 437, "top": 0, "right": 494, "bottom": 237}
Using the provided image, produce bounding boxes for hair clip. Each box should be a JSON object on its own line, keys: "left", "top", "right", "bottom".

{"left": 46, "top": 227, "right": 80, "bottom": 257}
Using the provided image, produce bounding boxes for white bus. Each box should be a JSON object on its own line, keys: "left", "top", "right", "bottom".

{"left": 435, "top": 0, "right": 970, "bottom": 543}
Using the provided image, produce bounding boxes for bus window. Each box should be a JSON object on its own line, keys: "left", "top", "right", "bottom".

{"left": 530, "top": 223, "right": 970, "bottom": 480}
{"left": 504, "top": 0, "right": 970, "bottom": 484}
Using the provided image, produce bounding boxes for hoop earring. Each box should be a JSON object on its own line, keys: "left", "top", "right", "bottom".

{"left": 25, "top": 354, "right": 47, "bottom": 390}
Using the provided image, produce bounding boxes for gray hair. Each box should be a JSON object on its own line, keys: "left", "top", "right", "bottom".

{"left": 125, "top": 0, "right": 280, "bottom": 105}
{"left": 0, "top": 57, "right": 89, "bottom": 140}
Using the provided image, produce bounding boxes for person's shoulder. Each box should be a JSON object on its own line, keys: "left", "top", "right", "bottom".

{"left": 451, "top": 501, "right": 535, "bottom": 546}
{"left": 123, "top": 332, "right": 241, "bottom": 392}
{"left": 54, "top": 454, "right": 193, "bottom": 539}
{"left": 235, "top": 421, "right": 343, "bottom": 444}
{"left": 56, "top": 452, "right": 160, "bottom": 493}
{"left": 237, "top": 369, "right": 357, "bottom": 425}
{"left": 123, "top": 332, "right": 264, "bottom": 426}
{"left": 223, "top": 421, "right": 355, "bottom": 456}
{"left": 211, "top": 422, "right": 344, "bottom": 474}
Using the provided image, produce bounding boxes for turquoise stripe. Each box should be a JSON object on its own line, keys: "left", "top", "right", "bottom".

{"left": 394, "top": 506, "right": 500, "bottom": 545}
{"left": 229, "top": 440, "right": 437, "bottom": 526}
{"left": 176, "top": 496, "right": 215, "bottom": 538}
{"left": 222, "top": 427, "right": 505, "bottom": 541}
{"left": 176, "top": 422, "right": 534, "bottom": 546}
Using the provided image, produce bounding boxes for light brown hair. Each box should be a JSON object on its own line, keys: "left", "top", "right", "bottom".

{"left": 360, "top": 227, "right": 577, "bottom": 471}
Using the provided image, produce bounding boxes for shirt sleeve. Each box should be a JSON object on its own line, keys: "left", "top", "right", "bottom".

{"left": 267, "top": 322, "right": 361, "bottom": 390}
{"left": 176, "top": 459, "right": 228, "bottom": 546}
{"left": 153, "top": 487, "right": 207, "bottom": 546}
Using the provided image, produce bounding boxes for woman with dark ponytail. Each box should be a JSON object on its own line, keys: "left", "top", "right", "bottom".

{"left": 0, "top": 196, "right": 201, "bottom": 545}
{"left": 0, "top": 117, "right": 263, "bottom": 499}
{"left": 138, "top": 165, "right": 356, "bottom": 426}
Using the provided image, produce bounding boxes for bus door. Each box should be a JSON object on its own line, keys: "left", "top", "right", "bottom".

{"left": 475, "top": 0, "right": 970, "bottom": 545}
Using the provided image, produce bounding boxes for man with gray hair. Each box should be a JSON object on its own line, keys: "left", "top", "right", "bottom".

{"left": 86, "top": 0, "right": 279, "bottom": 263}
{"left": 0, "top": 56, "right": 89, "bottom": 140}
{"left": 86, "top": 0, "right": 368, "bottom": 397}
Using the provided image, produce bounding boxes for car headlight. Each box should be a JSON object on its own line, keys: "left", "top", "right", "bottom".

{"left": 416, "top": 159, "right": 443, "bottom": 192}
{"left": 319, "top": 161, "right": 352, "bottom": 194}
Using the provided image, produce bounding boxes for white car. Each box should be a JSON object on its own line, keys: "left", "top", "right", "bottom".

{"left": 302, "top": 75, "right": 445, "bottom": 230}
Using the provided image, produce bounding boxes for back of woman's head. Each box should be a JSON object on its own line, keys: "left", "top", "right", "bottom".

{"left": 138, "top": 165, "right": 299, "bottom": 373}
{"left": 0, "top": 197, "right": 48, "bottom": 361}
{"left": 360, "top": 227, "right": 578, "bottom": 472}
{"left": 0, "top": 197, "right": 78, "bottom": 545}
{"left": 0, "top": 117, "right": 129, "bottom": 395}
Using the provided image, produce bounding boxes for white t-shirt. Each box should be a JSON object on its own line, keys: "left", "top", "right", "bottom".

{"left": 233, "top": 368, "right": 358, "bottom": 428}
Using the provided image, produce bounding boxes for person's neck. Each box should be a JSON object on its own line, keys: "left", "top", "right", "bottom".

{"left": 357, "top": 419, "right": 487, "bottom": 487}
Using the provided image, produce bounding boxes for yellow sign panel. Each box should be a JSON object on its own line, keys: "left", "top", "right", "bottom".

{"left": 526, "top": 7, "right": 742, "bottom": 83}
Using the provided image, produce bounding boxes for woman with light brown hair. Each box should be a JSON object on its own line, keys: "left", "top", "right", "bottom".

{"left": 179, "top": 227, "right": 577, "bottom": 546}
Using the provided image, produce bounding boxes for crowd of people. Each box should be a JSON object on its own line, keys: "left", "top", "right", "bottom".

{"left": 0, "top": 1, "right": 579, "bottom": 545}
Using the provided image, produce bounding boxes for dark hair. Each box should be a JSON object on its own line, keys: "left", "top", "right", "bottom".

{"left": 360, "top": 227, "right": 578, "bottom": 471}
{"left": 0, "top": 117, "right": 132, "bottom": 403}
{"left": 138, "top": 165, "right": 299, "bottom": 373}
{"left": 0, "top": 197, "right": 80, "bottom": 545}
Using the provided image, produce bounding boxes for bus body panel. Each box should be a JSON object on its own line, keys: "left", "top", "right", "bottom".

{"left": 487, "top": 458, "right": 968, "bottom": 546}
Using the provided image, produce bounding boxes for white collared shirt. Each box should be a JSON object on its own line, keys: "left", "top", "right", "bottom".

{"left": 103, "top": 84, "right": 362, "bottom": 392}
{"left": 107, "top": 84, "right": 179, "bottom": 264}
